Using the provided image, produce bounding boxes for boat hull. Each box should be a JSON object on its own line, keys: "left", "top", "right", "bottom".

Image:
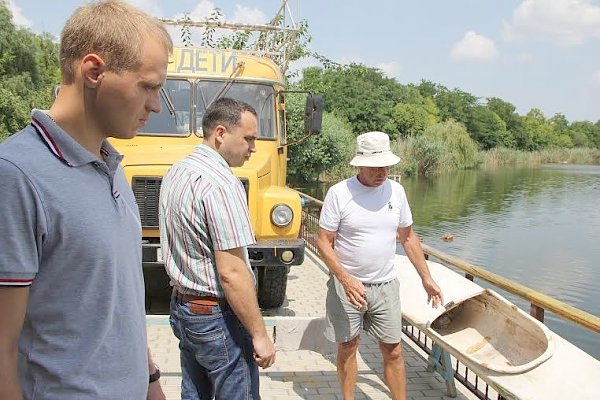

{"left": 428, "top": 289, "right": 554, "bottom": 374}
{"left": 396, "top": 254, "right": 600, "bottom": 399}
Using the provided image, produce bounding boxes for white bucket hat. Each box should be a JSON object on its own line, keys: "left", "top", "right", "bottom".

{"left": 349, "top": 131, "right": 400, "bottom": 167}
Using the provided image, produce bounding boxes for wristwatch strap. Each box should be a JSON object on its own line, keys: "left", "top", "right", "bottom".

{"left": 149, "top": 366, "right": 161, "bottom": 383}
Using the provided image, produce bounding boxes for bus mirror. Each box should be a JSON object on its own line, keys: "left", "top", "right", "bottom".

{"left": 304, "top": 94, "right": 323, "bottom": 135}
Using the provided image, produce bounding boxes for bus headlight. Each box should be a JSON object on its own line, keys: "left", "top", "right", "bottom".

{"left": 271, "top": 204, "right": 293, "bottom": 227}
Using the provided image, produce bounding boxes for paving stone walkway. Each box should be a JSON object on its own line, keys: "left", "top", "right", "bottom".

{"left": 147, "top": 252, "right": 477, "bottom": 400}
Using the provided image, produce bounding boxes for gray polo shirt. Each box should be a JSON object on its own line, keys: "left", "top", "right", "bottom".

{"left": 0, "top": 110, "right": 147, "bottom": 399}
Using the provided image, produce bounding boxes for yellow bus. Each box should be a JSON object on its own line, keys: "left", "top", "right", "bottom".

{"left": 110, "top": 47, "right": 322, "bottom": 310}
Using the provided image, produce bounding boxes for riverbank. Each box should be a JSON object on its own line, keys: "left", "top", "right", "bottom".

{"left": 480, "top": 146, "right": 600, "bottom": 169}
{"left": 317, "top": 143, "right": 600, "bottom": 183}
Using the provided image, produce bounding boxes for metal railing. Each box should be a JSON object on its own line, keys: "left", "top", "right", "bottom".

{"left": 297, "top": 190, "right": 599, "bottom": 400}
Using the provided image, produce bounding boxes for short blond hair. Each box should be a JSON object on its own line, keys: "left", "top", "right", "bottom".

{"left": 59, "top": 0, "right": 173, "bottom": 84}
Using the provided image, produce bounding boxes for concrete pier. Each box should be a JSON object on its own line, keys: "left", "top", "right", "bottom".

{"left": 147, "top": 252, "right": 477, "bottom": 399}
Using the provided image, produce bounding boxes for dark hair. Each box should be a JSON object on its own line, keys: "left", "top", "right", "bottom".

{"left": 202, "top": 97, "right": 257, "bottom": 136}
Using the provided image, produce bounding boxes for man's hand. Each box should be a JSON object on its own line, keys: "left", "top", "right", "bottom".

{"left": 252, "top": 334, "right": 276, "bottom": 369}
{"left": 147, "top": 380, "right": 166, "bottom": 400}
{"left": 317, "top": 227, "right": 368, "bottom": 309}
{"left": 216, "top": 248, "right": 276, "bottom": 369}
{"left": 422, "top": 278, "right": 443, "bottom": 308}
{"left": 397, "top": 225, "right": 444, "bottom": 308}
{"left": 146, "top": 349, "right": 165, "bottom": 400}
{"left": 340, "top": 275, "right": 368, "bottom": 309}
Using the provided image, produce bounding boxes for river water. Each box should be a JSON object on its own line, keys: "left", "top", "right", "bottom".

{"left": 295, "top": 164, "right": 600, "bottom": 359}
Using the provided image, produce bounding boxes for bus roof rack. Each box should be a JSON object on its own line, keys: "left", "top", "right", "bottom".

{"left": 158, "top": 0, "right": 300, "bottom": 73}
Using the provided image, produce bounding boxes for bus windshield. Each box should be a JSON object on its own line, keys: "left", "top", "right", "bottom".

{"left": 140, "top": 79, "right": 276, "bottom": 139}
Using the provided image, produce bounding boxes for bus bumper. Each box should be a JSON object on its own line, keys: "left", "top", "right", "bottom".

{"left": 141, "top": 239, "right": 305, "bottom": 268}
{"left": 248, "top": 239, "right": 305, "bottom": 266}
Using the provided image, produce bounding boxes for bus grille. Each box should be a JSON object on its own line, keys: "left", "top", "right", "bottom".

{"left": 132, "top": 177, "right": 162, "bottom": 228}
{"left": 132, "top": 176, "right": 249, "bottom": 229}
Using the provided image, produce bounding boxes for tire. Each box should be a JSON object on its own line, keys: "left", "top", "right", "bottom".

{"left": 257, "top": 265, "right": 289, "bottom": 309}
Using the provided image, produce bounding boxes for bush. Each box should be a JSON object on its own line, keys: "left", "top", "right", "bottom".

{"left": 388, "top": 120, "right": 478, "bottom": 177}
{"left": 424, "top": 120, "right": 478, "bottom": 169}
{"left": 286, "top": 93, "right": 355, "bottom": 182}
{"left": 392, "top": 136, "right": 447, "bottom": 176}
{"left": 0, "top": 87, "right": 31, "bottom": 141}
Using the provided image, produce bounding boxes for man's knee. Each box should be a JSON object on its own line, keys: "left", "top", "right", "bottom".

{"left": 338, "top": 336, "right": 360, "bottom": 358}
{"left": 380, "top": 342, "right": 403, "bottom": 362}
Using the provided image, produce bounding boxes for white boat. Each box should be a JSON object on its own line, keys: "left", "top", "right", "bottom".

{"left": 396, "top": 254, "right": 600, "bottom": 400}
{"left": 428, "top": 289, "right": 554, "bottom": 374}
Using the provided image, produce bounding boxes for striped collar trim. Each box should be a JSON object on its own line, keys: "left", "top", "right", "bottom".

{"left": 31, "top": 116, "right": 72, "bottom": 166}
{"left": 0, "top": 278, "right": 33, "bottom": 287}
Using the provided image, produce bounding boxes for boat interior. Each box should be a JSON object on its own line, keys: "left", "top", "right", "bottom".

{"left": 428, "top": 289, "right": 554, "bottom": 374}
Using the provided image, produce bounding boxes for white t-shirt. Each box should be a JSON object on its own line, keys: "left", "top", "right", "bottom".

{"left": 319, "top": 176, "right": 413, "bottom": 283}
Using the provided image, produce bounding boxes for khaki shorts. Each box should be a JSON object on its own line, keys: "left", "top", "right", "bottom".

{"left": 324, "top": 275, "right": 403, "bottom": 344}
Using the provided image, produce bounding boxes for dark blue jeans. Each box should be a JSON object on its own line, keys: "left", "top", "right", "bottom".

{"left": 169, "top": 293, "right": 260, "bottom": 400}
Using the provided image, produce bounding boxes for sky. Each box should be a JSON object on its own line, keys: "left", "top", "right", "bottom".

{"left": 5, "top": 0, "right": 600, "bottom": 122}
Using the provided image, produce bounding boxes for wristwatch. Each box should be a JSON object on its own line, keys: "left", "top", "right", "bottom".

{"left": 149, "top": 365, "right": 161, "bottom": 383}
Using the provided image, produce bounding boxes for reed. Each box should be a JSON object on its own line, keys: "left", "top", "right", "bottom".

{"left": 481, "top": 147, "right": 600, "bottom": 168}
{"left": 317, "top": 138, "right": 599, "bottom": 183}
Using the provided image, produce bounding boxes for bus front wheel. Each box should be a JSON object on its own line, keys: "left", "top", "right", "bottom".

{"left": 256, "top": 265, "right": 289, "bottom": 309}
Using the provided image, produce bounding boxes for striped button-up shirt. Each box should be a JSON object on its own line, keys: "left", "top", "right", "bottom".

{"left": 159, "top": 144, "right": 255, "bottom": 296}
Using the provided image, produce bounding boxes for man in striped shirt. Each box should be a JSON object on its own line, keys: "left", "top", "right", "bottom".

{"left": 159, "top": 97, "right": 276, "bottom": 400}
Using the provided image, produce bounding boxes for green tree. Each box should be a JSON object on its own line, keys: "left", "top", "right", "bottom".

{"left": 299, "top": 63, "right": 404, "bottom": 137}
{"left": 569, "top": 121, "right": 594, "bottom": 147}
{"left": 593, "top": 121, "right": 600, "bottom": 148}
{"left": 298, "top": 66, "right": 329, "bottom": 94}
{"left": 416, "top": 80, "right": 440, "bottom": 99}
{"left": 433, "top": 87, "right": 478, "bottom": 127}
{"left": 385, "top": 102, "right": 436, "bottom": 138}
{"left": 549, "top": 113, "right": 573, "bottom": 148}
{"left": 390, "top": 84, "right": 440, "bottom": 136}
{"left": 0, "top": 6, "right": 35, "bottom": 81}
{"left": 486, "top": 97, "right": 521, "bottom": 148}
{"left": 0, "top": 2, "right": 59, "bottom": 141}
{"left": 466, "top": 106, "right": 509, "bottom": 150}
{"left": 521, "top": 108, "right": 554, "bottom": 150}
{"left": 0, "top": 86, "right": 30, "bottom": 140}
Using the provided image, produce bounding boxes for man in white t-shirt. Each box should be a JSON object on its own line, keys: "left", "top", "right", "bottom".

{"left": 317, "top": 131, "right": 443, "bottom": 400}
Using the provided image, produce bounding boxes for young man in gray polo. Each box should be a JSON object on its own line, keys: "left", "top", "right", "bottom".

{"left": 0, "top": 1, "right": 172, "bottom": 399}
{"left": 317, "top": 131, "right": 444, "bottom": 400}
